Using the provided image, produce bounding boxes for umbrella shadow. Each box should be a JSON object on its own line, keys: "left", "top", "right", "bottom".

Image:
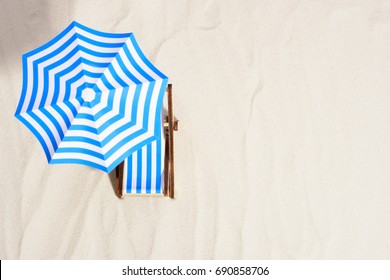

{"left": 0, "top": 1, "right": 53, "bottom": 68}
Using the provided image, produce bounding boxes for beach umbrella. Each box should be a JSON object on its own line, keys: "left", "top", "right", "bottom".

{"left": 15, "top": 21, "right": 168, "bottom": 173}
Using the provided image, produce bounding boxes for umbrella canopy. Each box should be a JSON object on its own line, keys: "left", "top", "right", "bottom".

{"left": 15, "top": 21, "right": 168, "bottom": 173}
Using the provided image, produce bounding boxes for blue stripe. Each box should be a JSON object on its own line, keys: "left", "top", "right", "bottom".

{"left": 146, "top": 143, "right": 152, "bottom": 193}
{"left": 69, "top": 124, "right": 98, "bottom": 134}
{"left": 82, "top": 71, "right": 102, "bottom": 79}
{"left": 108, "top": 64, "right": 128, "bottom": 88}
{"left": 56, "top": 147, "right": 105, "bottom": 160}
{"left": 61, "top": 136, "right": 101, "bottom": 147}
{"left": 51, "top": 103, "right": 71, "bottom": 128}
{"left": 136, "top": 148, "right": 142, "bottom": 193}
{"left": 78, "top": 45, "right": 117, "bottom": 58}
{"left": 73, "top": 113, "right": 95, "bottom": 120}
{"left": 29, "top": 111, "right": 58, "bottom": 151}
{"left": 75, "top": 84, "right": 87, "bottom": 101}
{"left": 127, "top": 155, "right": 133, "bottom": 193}
{"left": 40, "top": 107, "right": 64, "bottom": 140}
{"left": 99, "top": 74, "right": 114, "bottom": 90}
{"left": 80, "top": 57, "right": 110, "bottom": 68}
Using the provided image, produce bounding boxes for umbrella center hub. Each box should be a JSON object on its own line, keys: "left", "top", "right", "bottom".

{"left": 81, "top": 88, "right": 96, "bottom": 102}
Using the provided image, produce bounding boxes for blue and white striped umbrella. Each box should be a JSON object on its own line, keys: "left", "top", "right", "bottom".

{"left": 15, "top": 21, "right": 168, "bottom": 173}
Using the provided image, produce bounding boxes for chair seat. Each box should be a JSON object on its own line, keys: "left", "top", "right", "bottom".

{"left": 122, "top": 125, "right": 165, "bottom": 195}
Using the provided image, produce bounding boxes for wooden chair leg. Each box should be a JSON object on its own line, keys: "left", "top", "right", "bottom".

{"left": 167, "top": 84, "right": 175, "bottom": 199}
{"left": 116, "top": 161, "right": 124, "bottom": 198}
{"left": 163, "top": 125, "right": 169, "bottom": 197}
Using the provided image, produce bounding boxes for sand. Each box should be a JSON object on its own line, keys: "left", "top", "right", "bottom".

{"left": 1, "top": 0, "right": 390, "bottom": 259}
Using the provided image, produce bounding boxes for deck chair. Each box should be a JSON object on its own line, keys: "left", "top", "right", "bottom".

{"left": 115, "top": 84, "right": 178, "bottom": 198}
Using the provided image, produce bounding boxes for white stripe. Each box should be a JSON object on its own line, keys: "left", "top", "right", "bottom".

{"left": 118, "top": 49, "right": 148, "bottom": 83}
{"left": 57, "top": 140, "right": 103, "bottom": 154}
{"left": 56, "top": 103, "right": 75, "bottom": 124}
{"left": 132, "top": 151, "right": 137, "bottom": 193}
{"left": 64, "top": 129, "right": 101, "bottom": 141}
{"left": 79, "top": 50, "right": 114, "bottom": 64}
{"left": 123, "top": 159, "right": 128, "bottom": 194}
{"left": 51, "top": 152, "right": 106, "bottom": 167}
{"left": 141, "top": 145, "right": 147, "bottom": 193}
{"left": 151, "top": 140, "right": 157, "bottom": 193}
{"left": 87, "top": 89, "right": 110, "bottom": 113}
{"left": 76, "top": 37, "right": 122, "bottom": 54}
{"left": 101, "top": 68, "right": 123, "bottom": 89}
{"left": 109, "top": 58, "right": 138, "bottom": 86}
{"left": 82, "top": 62, "right": 106, "bottom": 74}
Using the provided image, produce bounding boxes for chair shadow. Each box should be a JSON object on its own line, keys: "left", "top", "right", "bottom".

{"left": 108, "top": 169, "right": 120, "bottom": 198}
